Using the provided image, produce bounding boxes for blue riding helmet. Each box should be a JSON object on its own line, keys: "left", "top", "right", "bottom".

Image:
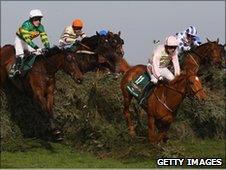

{"left": 99, "top": 29, "right": 108, "bottom": 36}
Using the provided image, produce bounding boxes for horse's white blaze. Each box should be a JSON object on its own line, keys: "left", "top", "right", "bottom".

{"left": 195, "top": 76, "right": 199, "bottom": 81}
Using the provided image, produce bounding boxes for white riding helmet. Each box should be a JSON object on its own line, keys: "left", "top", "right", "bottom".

{"left": 165, "top": 36, "right": 179, "bottom": 46}
{"left": 29, "top": 9, "right": 43, "bottom": 18}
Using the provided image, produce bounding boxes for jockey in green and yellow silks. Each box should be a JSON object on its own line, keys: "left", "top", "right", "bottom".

{"left": 10, "top": 9, "right": 50, "bottom": 77}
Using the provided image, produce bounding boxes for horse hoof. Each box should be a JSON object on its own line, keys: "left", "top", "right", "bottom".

{"left": 53, "top": 129, "right": 61, "bottom": 135}
{"left": 56, "top": 137, "right": 64, "bottom": 141}
{"left": 129, "top": 131, "right": 136, "bottom": 138}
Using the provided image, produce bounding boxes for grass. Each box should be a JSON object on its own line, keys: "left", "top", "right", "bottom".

{"left": 1, "top": 139, "right": 225, "bottom": 168}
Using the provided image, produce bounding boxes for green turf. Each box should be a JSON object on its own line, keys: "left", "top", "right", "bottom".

{"left": 1, "top": 139, "right": 225, "bottom": 168}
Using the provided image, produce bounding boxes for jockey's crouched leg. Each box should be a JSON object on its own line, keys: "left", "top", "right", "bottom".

{"left": 9, "top": 55, "right": 24, "bottom": 78}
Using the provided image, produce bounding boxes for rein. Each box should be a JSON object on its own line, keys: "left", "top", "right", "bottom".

{"left": 31, "top": 50, "right": 71, "bottom": 76}
{"left": 79, "top": 42, "right": 92, "bottom": 50}
{"left": 153, "top": 74, "right": 203, "bottom": 113}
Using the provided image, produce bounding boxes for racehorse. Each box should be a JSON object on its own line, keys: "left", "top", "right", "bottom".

{"left": 0, "top": 45, "right": 83, "bottom": 140}
{"left": 74, "top": 32, "right": 119, "bottom": 73}
{"left": 120, "top": 52, "right": 207, "bottom": 143}
{"left": 116, "top": 39, "right": 224, "bottom": 75}
{"left": 107, "top": 31, "right": 125, "bottom": 59}
{"left": 184, "top": 38, "right": 223, "bottom": 69}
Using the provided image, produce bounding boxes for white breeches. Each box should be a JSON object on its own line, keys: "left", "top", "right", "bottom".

{"left": 147, "top": 64, "right": 175, "bottom": 84}
{"left": 14, "top": 36, "right": 36, "bottom": 58}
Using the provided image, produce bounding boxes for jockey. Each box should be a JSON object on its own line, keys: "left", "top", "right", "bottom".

{"left": 59, "top": 19, "right": 87, "bottom": 51}
{"left": 99, "top": 29, "right": 108, "bottom": 36}
{"left": 147, "top": 35, "right": 180, "bottom": 84}
{"left": 176, "top": 26, "right": 202, "bottom": 54}
{"left": 11, "top": 9, "right": 50, "bottom": 76}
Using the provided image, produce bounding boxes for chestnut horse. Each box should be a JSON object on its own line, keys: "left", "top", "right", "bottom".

{"left": 183, "top": 38, "right": 223, "bottom": 69}
{"left": 120, "top": 53, "right": 207, "bottom": 143}
{"left": 0, "top": 45, "right": 83, "bottom": 140}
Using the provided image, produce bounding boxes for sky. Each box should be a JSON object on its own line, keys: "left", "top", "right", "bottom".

{"left": 1, "top": 1, "right": 225, "bottom": 65}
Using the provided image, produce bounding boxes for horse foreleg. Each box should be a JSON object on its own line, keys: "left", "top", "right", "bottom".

{"left": 46, "top": 84, "right": 56, "bottom": 130}
{"left": 33, "top": 88, "right": 48, "bottom": 112}
{"left": 147, "top": 115, "right": 159, "bottom": 143}
{"left": 159, "top": 114, "right": 173, "bottom": 142}
{"left": 122, "top": 91, "right": 135, "bottom": 137}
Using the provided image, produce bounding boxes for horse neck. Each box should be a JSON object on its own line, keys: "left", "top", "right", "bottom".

{"left": 183, "top": 54, "right": 199, "bottom": 73}
{"left": 80, "top": 36, "right": 98, "bottom": 51}
{"left": 159, "top": 74, "right": 187, "bottom": 111}
{"left": 42, "top": 53, "right": 65, "bottom": 76}
{"left": 193, "top": 43, "right": 210, "bottom": 63}
{"left": 118, "top": 58, "right": 131, "bottom": 73}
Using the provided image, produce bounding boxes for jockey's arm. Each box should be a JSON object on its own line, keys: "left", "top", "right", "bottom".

{"left": 152, "top": 48, "right": 161, "bottom": 78}
{"left": 178, "top": 41, "right": 190, "bottom": 52}
{"left": 81, "top": 32, "right": 87, "bottom": 38}
{"left": 18, "top": 27, "right": 39, "bottom": 49}
{"left": 172, "top": 52, "right": 180, "bottom": 76}
{"left": 59, "top": 27, "right": 76, "bottom": 45}
{"left": 39, "top": 25, "right": 50, "bottom": 48}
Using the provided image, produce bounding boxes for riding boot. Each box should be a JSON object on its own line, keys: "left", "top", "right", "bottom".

{"left": 9, "top": 55, "right": 23, "bottom": 77}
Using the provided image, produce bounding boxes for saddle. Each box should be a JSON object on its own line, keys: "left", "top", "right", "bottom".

{"left": 126, "top": 72, "right": 155, "bottom": 105}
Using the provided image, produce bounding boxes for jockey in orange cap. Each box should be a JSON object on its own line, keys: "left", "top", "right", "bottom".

{"left": 59, "top": 19, "right": 87, "bottom": 51}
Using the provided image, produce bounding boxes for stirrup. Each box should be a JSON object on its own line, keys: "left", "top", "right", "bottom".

{"left": 138, "top": 97, "right": 145, "bottom": 105}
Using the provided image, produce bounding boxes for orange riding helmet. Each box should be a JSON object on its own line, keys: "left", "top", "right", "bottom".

{"left": 72, "top": 19, "right": 83, "bottom": 29}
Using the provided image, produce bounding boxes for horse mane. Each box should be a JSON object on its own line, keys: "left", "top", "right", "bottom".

{"left": 169, "top": 71, "right": 186, "bottom": 85}
{"left": 80, "top": 35, "right": 98, "bottom": 50}
{"left": 43, "top": 46, "right": 64, "bottom": 58}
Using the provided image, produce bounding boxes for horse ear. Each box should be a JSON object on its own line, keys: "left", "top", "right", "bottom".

{"left": 206, "top": 38, "right": 211, "bottom": 42}
{"left": 216, "top": 38, "right": 219, "bottom": 43}
{"left": 96, "top": 31, "right": 100, "bottom": 36}
{"left": 118, "top": 31, "right": 121, "bottom": 36}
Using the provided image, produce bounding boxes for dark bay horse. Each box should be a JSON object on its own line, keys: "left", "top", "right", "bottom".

{"left": 107, "top": 31, "right": 125, "bottom": 59}
{"left": 74, "top": 32, "right": 119, "bottom": 73}
{"left": 0, "top": 45, "right": 83, "bottom": 140}
{"left": 120, "top": 53, "right": 207, "bottom": 144}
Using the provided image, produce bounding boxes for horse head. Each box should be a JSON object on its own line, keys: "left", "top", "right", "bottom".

{"left": 205, "top": 38, "right": 223, "bottom": 68}
{"left": 94, "top": 31, "right": 119, "bottom": 72}
{"left": 107, "top": 31, "right": 125, "bottom": 58}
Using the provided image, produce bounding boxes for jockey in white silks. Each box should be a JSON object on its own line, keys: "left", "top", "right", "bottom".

{"left": 147, "top": 35, "right": 180, "bottom": 84}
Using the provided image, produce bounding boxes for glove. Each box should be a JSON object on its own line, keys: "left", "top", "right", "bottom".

{"left": 34, "top": 48, "right": 42, "bottom": 55}
{"left": 158, "top": 76, "right": 163, "bottom": 81}
{"left": 42, "top": 48, "right": 49, "bottom": 54}
{"left": 74, "top": 40, "right": 80, "bottom": 44}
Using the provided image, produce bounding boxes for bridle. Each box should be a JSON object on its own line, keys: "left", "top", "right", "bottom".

{"left": 154, "top": 73, "right": 203, "bottom": 114}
